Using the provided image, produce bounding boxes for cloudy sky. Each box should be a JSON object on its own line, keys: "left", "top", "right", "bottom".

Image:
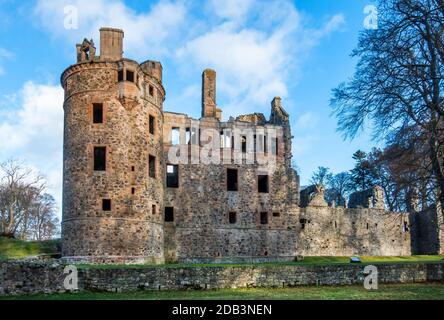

{"left": 0, "top": 0, "right": 379, "bottom": 217}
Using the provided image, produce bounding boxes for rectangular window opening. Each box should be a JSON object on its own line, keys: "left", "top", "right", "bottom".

{"left": 149, "top": 155, "right": 156, "bottom": 178}
{"left": 149, "top": 85, "right": 154, "bottom": 96}
{"left": 272, "top": 137, "right": 279, "bottom": 155}
{"left": 118, "top": 70, "right": 124, "bottom": 82}
{"left": 260, "top": 212, "right": 268, "bottom": 225}
{"left": 165, "top": 207, "right": 174, "bottom": 222}
{"left": 166, "top": 164, "right": 179, "bottom": 188}
{"left": 131, "top": 187, "right": 135, "bottom": 195}
{"left": 149, "top": 115, "right": 155, "bottom": 135}
{"left": 185, "top": 128, "right": 191, "bottom": 145}
{"left": 229, "top": 212, "right": 237, "bottom": 224}
{"left": 102, "top": 199, "right": 111, "bottom": 211}
{"left": 93, "top": 103, "right": 103, "bottom": 124}
{"left": 126, "top": 70, "right": 134, "bottom": 82}
{"left": 241, "top": 136, "right": 247, "bottom": 153}
{"left": 273, "top": 212, "right": 280, "bottom": 217}
{"left": 171, "top": 127, "right": 180, "bottom": 145}
{"left": 258, "top": 175, "right": 269, "bottom": 193}
{"left": 227, "top": 168, "right": 238, "bottom": 191}
{"left": 152, "top": 204, "right": 156, "bottom": 215}
{"left": 93, "top": 146, "right": 106, "bottom": 171}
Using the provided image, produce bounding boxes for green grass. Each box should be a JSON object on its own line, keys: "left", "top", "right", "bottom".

{"left": 0, "top": 236, "right": 442, "bottom": 269}
{"left": 1, "top": 283, "right": 443, "bottom": 300}
{"left": 0, "top": 237, "right": 61, "bottom": 261}
{"left": 75, "top": 255, "right": 444, "bottom": 270}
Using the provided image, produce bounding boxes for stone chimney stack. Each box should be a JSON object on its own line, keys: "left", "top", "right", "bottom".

{"left": 202, "top": 69, "right": 218, "bottom": 119}
{"left": 100, "top": 27, "right": 124, "bottom": 60}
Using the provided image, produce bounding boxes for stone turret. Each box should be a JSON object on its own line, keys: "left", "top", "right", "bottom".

{"left": 61, "top": 27, "right": 165, "bottom": 264}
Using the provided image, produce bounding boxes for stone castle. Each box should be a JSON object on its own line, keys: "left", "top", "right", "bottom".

{"left": 61, "top": 28, "right": 443, "bottom": 264}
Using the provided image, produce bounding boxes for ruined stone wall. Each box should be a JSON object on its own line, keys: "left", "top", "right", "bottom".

{"left": 296, "top": 206, "right": 411, "bottom": 256}
{"left": 61, "top": 54, "right": 166, "bottom": 263}
{"left": 410, "top": 206, "right": 444, "bottom": 255}
{"left": 163, "top": 112, "right": 300, "bottom": 263}
{"left": 2, "top": 260, "right": 444, "bottom": 296}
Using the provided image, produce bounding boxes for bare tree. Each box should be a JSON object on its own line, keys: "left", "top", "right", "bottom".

{"left": 0, "top": 159, "right": 59, "bottom": 239}
{"left": 310, "top": 166, "right": 332, "bottom": 186}
{"left": 331, "top": 0, "right": 444, "bottom": 216}
{"left": 28, "top": 193, "right": 59, "bottom": 240}
{"left": 326, "top": 172, "right": 352, "bottom": 206}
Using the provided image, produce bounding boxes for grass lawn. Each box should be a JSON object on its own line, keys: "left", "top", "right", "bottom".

{"left": 1, "top": 283, "right": 443, "bottom": 300}
{"left": 0, "top": 237, "right": 61, "bottom": 260}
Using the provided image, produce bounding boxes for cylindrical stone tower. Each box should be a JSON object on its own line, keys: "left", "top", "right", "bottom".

{"left": 61, "top": 27, "right": 166, "bottom": 264}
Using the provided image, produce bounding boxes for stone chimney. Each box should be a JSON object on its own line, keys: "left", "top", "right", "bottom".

{"left": 100, "top": 27, "right": 124, "bottom": 61}
{"left": 202, "top": 69, "right": 218, "bottom": 119}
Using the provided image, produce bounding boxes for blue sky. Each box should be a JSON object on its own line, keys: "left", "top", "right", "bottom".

{"left": 0, "top": 0, "right": 380, "bottom": 216}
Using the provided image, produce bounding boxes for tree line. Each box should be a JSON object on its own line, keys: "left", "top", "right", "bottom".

{"left": 325, "top": 0, "right": 444, "bottom": 215}
{"left": 0, "top": 159, "right": 59, "bottom": 240}
{"left": 310, "top": 143, "right": 435, "bottom": 212}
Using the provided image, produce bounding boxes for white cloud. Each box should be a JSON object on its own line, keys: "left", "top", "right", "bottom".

{"left": 33, "top": 0, "right": 187, "bottom": 58}
{"left": 0, "top": 82, "right": 64, "bottom": 217}
{"left": 209, "top": 0, "right": 254, "bottom": 21}
{"left": 176, "top": 0, "right": 345, "bottom": 118}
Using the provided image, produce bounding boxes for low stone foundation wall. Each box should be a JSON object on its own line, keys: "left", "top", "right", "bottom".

{"left": 1, "top": 260, "right": 443, "bottom": 296}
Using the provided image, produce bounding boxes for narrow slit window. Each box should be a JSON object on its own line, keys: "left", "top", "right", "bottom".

{"left": 165, "top": 207, "right": 174, "bottom": 222}
{"left": 241, "top": 136, "right": 247, "bottom": 153}
{"left": 149, "top": 115, "right": 155, "bottom": 135}
{"left": 102, "top": 199, "right": 111, "bottom": 211}
{"left": 131, "top": 187, "right": 135, "bottom": 195}
{"left": 229, "top": 212, "right": 237, "bottom": 224}
{"left": 222, "top": 130, "right": 231, "bottom": 148}
{"left": 272, "top": 137, "right": 279, "bottom": 155}
{"left": 260, "top": 212, "right": 268, "bottom": 225}
{"left": 93, "top": 103, "right": 103, "bottom": 124}
{"left": 149, "top": 85, "right": 154, "bottom": 96}
{"left": 166, "top": 164, "right": 179, "bottom": 188}
{"left": 185, "top": 128, "right": 191, "bottom": 145}
{"left": 227, "top": 168, "right": 238, "bottom": 191}
{"left": 152, "top": 204, "right": 156, "bottom": 215}
{"left": 258, "top": 175, "right": 269, "bottom": 193}
{"left": 93, "top": 146, "right": 106, "bottom": 171}
{"left": 149, "top": 155, "right": 156, "bottom": 178}
{"left": 126, "top": 70, "right": 134, "bottom": 82}
{"left": 171, "top": 127, "right": 180, "bottom": 145}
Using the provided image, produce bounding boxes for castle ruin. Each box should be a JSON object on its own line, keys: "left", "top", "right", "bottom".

{"left": 61, "top": 28, "right": 443, "bottom": 264}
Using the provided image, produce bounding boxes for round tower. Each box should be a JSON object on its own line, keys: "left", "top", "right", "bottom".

{"left": 61, "top": 28, "right": 166, "bottom": 264}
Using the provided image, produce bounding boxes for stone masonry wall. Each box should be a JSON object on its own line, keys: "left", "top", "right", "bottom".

{"left": 1, "top": 260, "right": 443, "bottom": 296}
{"left": 61, "top": 55, "right": 166, "bottom": 263}
{"left": 163, "top": 112, "right": 300, "bottom": 263}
